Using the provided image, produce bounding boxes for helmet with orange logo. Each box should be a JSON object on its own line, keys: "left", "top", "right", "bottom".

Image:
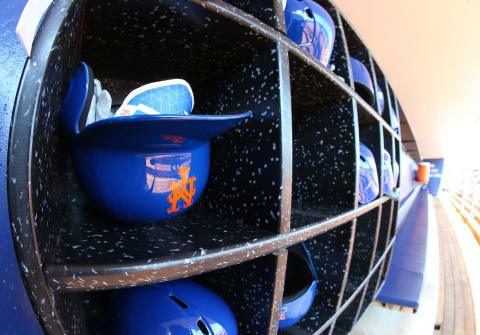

{"left": 59, "top": 62, "right": 251, "bottom": 222}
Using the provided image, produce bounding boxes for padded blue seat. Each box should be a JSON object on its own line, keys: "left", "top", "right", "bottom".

{"left": 377, "top": 189, "right": 429, "bottom": 308}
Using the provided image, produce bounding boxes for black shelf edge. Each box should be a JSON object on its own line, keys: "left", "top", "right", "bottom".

{"left": 7, "top": 0, "right": 82, "bottom": 333}
{"left": 45, "top": 197, "right": 389, "bottom": 291}
{"left": 277, "top": 42, "right": 293, "bottom": 234}
{"left": 268, "top": 249, "right": 288, "bottom": 335}
{"left": 314, "top": 236, "right": 396, "bottom": 335}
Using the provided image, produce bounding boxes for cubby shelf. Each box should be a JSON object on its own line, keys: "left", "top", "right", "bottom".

{"left": 7, "top": 0, "right": 403, "bottom": 334}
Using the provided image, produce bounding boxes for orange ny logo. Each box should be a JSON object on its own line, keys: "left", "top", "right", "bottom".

{"left": 167, "top": 166, "right": 196, "bottom": 214}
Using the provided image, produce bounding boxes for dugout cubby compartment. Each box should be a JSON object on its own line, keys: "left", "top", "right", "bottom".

{"left": 91, "top": 42, "right": 288, "bottom": 234}
{"left": 380, "top": 247, "right": 394, "bottom": 284}
{"left": 396, "top": 102, "right": 404, "bottom": 136}
{"left": 375, "top": 200, "right": 394, "bottom": 263}
{"left": 341, "top": 18, "right": 376, "bottom": 109}
{"left": 333, "top": 292, "right": 363, "bottom": 335}
{"left": 358, "top": 111, "right": 382, "bottom": 198}
{"left": 289, "top": 54, "right": 356, "bottom": 228}
{"left": 394, "top": 138, "right": 402, "bottom": 188}
{"left": 372, "top": 61, "right": 391, "bottom": 123}
{"left": 221, "top": 0, "right": 280, "bottom": 29}
{"left": 383, "top": 131, "right": 395, "bottom": 164}
{"left": 386, "top": 85, "right": 400, "bottom": 134}
{"left": 76, "top": 254, "right": 281, "bottom": 335}
{"left": 343, "top": 208, "right": 380, "bottom": 301}
{"left": 195, "top": 44, "right": 288, "bottom": 233}
{"left": 175, "top": 254, "right": 282, "bottom": 335}
{"left": 390, "top": 200, "right": 400, "bottom": 239}
{"left": 305, "top": 0, "right": 352, "bottom": 82}
{"left": 279, "top": 223, "right": 354, "bottom": 334}
{"left": 356, "top": 265, "right": 382, "bottom": 322}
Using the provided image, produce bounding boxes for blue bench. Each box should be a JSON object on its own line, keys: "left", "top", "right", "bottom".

{"left": 377, "top": 188, "right": 429, "bottom": 309}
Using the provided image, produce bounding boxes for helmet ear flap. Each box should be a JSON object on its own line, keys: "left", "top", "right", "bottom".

{"left": 76, "top": 63, "right": 95, "bottom": 132}
{"left": 59, "top": 62, "right": 94, "bottom": 139}
{"left": 279, "top": 243, "right": 318, "bottom": 328}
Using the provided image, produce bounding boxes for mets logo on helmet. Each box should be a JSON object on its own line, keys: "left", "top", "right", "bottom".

{"left": 167, "top": 166, "right": 196, "bottom": 214}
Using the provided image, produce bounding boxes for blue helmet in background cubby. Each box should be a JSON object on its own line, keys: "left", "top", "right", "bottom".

{"left": 383, "top": 149, "right": 395, "bottom": 194}
{"left": 284, "top": 0, "right": 336, "bottom": 67}
{"left": 110, "top": 279, "right": 238, "bottom": 335}
{"left": 350, "top": 57, "right": 375, "bottom": 106}
{"left": 358, "top": 142, "right": 379, "bottom": 204}
{"left": 279, "top": 242, "right": 318, "bottom": 329}
{"left": 376, "top": 83, "right": 385, "bottom": 115}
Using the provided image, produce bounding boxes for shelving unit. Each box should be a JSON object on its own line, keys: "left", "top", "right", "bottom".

{"left": 7, "top": 0, "right": 403, "bottom": 334}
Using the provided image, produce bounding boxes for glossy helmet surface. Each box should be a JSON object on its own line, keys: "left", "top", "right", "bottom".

{"left": 59, "top": 63, "right": 251, "bottom": 222}
{"left": 390, "top": 102, "right": 400, "bottom": 132}
{"left": 284, "top": 0, "right": 335, "bottom": 66}
{"left": 111, "top": 279, "right": 238, "bottom": 335}
{"left": 393, "top": 158, "right": 400, "bottom": 187}
{"left": 358, "top": 142, "right": 379, "bottom": 204}
{"left": 383, "top": 150, "right": 395, "bottom": 194}
{"left": 375, "top": 83, "right": 385, "bottom": 115}
{"left": 279, "top": 243, "right": 318, "bottom": 329}
{"left": 350, "top": 57, "right": 375, "bottom": 105}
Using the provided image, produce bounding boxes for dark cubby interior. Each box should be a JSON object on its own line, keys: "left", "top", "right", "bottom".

{"left": 384, "top": 131, "right": 394, "bottom": 161}
{"left": 375, "top": 200, "right": 393, "bottom": 263}
{"left": 341, "top": 17, "right": 369, "bottom": 67}
{"left": 280, "top": 223, "right": 354, "bottom": 333}
{"left": 344, "top": 209, "right": 379, "bottom": 300}
{"left": 75, "top": 255, "right": 278, "bottom": 335}
{"left": 380, "top": 248, "right": 394, "bottom": 283}
{"left": 284, "top": 247, "right": 315, "bottom": 297}
{"left": 359, "top": 117, "right": 382, "bottom": 198}
{"left": 222, "top": 0, "right": 279, "bottom": 29}
{"left": 386, "top": 85, "right": 400, "bottom": 133}
{"left": 289, "top": 54, "right": 356, "bottom": 227}
{"left": 53, "top": 184, "right": 273, "bottom": 267}
{"left": 333, "top": 293, "right": 363, "bottom": 335}
{"left": 373, "top": 61, "right": 392, "bottom": 124}
{"left": 394, "top": 138, "right": 402, "bottom": 188}
{"left": 195, "top": 255, "right": 280, "bottom": 335}
{"left": 390, "top": 200, "right": 400, "bottom": 239}
{"left": 195, "top": 45, "right": 286, "bottom": 232}
{"left": 358, "top": 266, "right": 382, "bottom": 319}
{"left": 341, "top": 18, "right": 376, "bottom": 109}
{"left": 82, "top": 0, "right": 270, "bottom": 84}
